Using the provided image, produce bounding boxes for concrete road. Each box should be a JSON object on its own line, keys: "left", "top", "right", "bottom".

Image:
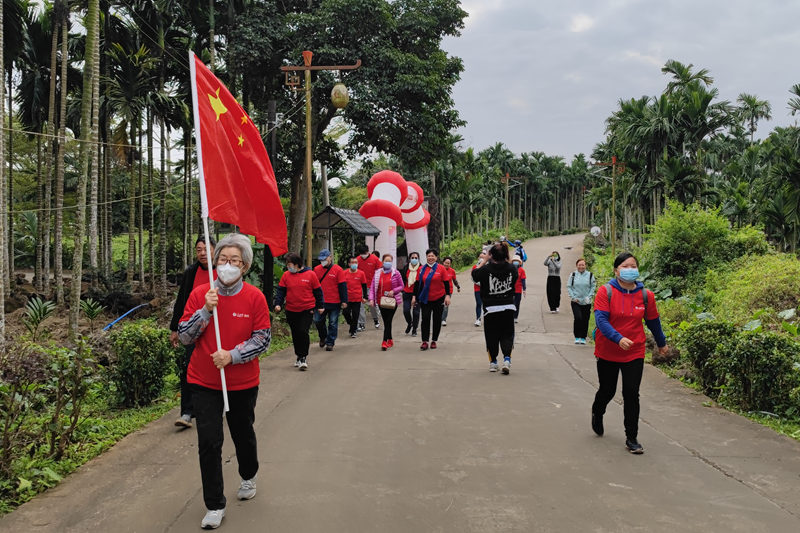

{"left": 3, "top": 234, "right": 800, "bottom": 533}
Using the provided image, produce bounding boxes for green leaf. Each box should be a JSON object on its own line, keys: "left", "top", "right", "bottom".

{"left": 41, "top": 467, "right": 62, "bottom": 482}
{"left": 743, "top": 319, "right": 762, "bottom": 331}
{"left": 781, "top": 321, "right": 799, "bottom": 336}
{"left": 778, "top": 308, "right": 797, "bottom": 321}
{"left": 18, "top": 477, "right": 33, "bottom": 492}
{"left": 696, "top": 312, "right": 716, "bottom": 321}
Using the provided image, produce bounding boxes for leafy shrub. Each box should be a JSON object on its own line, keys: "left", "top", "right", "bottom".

{"left": 675, "top": 320, "right": 737, "bottom": 394}
{"left": 441, "top": 219, "right": 534, "bottom": 269}
{"left": 22, "top": 297, "right": 56, "bottom": 342}
{"left": 713, "top": 331, "right": 800, "bottom": 416}
{"left": 725, "top": 225, "right": 770, "bottom": 260}
{"left": 109, "top": 319, "right": 175, "bottom": 407}
{"left": 706, "top": 254, "right": 800, "bottom": 325}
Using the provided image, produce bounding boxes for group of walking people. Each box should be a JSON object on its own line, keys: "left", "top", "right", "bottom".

{"left": 167, "top": 232, "right": 668, "bottom": 529}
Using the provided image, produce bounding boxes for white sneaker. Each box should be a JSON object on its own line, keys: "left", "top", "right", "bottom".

{"left": 201, "top": 508, "right": 225, "bottom": 529}
{"left": 374, "top": 321, "right": 380, "bottom": 329}
{"left": 299, "top": 359, "right": 308, "bottom": 371}
{"left": 502, "top": 359, "right": 511, "bottom": 375}
{"left": 238, "top": 476, "right": 257, "bottom": 500}
{"left": 441, "top": 320, "right": 447, "bottom": 326}
{"left": 474, "top": 319, "right": 481, "bottom": 327}
{"left": 555, "top": 308, "right": 559, "bottom": 313}
{"left": 575, "top": 338, "right": 580, "bottom": 344}
{"left": 514, "top": 318, "right": 518, "bottom": 323}
{"left": 489, "top": 362, "right": 499, "bottom": 372}
{"left": 294, "top": 359, "right": 301, "bottom": 367}
{"left": 580, "top": 338, "right": 587, "bottom": 345}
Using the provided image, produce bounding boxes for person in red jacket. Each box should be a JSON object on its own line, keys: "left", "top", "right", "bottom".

{"left": 401, "top": 252, "right": 421, "bottom": 336}
{"left": 313, "top": 249, "right": 347, "bottom": 351}
{"left": 178, "top": 233, "right": 270, "bottom": 529}
{"left": 273, "top": 253, "right": 324, "bottom": 370}
{"left": 342, "top": 255, "right": 368, "bottom": 338}
{"left": 412, "top": 249, "right": 451, "bottom": 350}
{"left": 592, "top": 252, "right": 669, "bottom": 455}
{"left": 356, "top": 243, "right": 383, "bottom": 330}
{"left": 512, "top": 255, "right": 527, "bottom": 323}
{"left": 369, "top": 253, "right": 404, "bottom": 350}
{"left": 440, "top": 256, "right": 460, "bottom": 326}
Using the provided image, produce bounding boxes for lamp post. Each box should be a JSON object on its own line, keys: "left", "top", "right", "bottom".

{"left": 281, "top": 52, "right": 361, "bottom": 262}
{"left": 592, "top": 157, "right": 625, "bottom": 257}
{"left": 500, "top": 173, "right": 522, "bottom": 237}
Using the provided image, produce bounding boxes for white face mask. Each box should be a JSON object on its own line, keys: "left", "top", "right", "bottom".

{"left": 217, "top": 263, "right": 242, "bottom": 285}
{"left": 361, "top": 253, "right": 369, "bottom": 259}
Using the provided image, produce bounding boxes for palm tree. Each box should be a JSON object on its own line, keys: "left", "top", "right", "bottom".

{"left": 736, "top": 93, "right": 772, "bottom": 143}
{"left": 53, "top": 1, "right": 70, "bottom": 304}
{"left": 0, "top": 0, "right": 6, "bottom": 342}
{"left": 661, "top": 59, "right": 713, "bottom": 95}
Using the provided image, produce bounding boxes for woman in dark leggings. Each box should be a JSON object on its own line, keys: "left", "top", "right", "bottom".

{"left": 544, "top": 251, "right": 562, "bottom": 312}
{"left": 368, "top": 254, "right": 404, "bottom": 351}
{"left": 412, "top": 249, "right": 451, "bottom": 350}
{"left": 401, "top": 252, "right": 422, "bottom": 336}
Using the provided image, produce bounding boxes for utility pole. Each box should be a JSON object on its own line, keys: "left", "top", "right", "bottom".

{"left": 281, "top": 52, "right": 360, "bottom": 263}
{"left": 500, "top": 173, "right": 522, "bottom": 237}
{"left": 592, "top": 157, "right": 625, "bottom": 257}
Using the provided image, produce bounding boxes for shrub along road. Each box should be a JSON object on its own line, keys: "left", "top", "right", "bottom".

{"left": 3, "top": 234, "right": 800, "bottom": 532}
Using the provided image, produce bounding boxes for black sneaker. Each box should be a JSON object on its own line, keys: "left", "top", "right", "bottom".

{"left": 625, "top": 438, "right": 644, "bottom": 454}
{"left": 319, "top": 339, "right": 325, "bottom": 348}
{"left": 325, "top": 345, "right": 333, "bottom": 351}
{"left": 591, "top": 412, "right": 604, "bottom": 436}
{"left": 405, "top": 324, "right": 412, "bottom": 334}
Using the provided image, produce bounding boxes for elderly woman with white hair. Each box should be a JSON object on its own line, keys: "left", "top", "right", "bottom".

{"left": 178, "top": 233, "right": 271, "bottom": 530}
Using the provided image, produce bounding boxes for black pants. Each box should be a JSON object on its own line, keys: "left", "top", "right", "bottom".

{"left": 379, "top": 305, "right": 396, "bottom": 341}
{"left": 483, "top": 310, "right": 515, "bottom": 362}
{"left": 513, "top": 293, "right": 522, "bottom": 319}
{"left": 193, "top": 384, "right": 259, "bottom": 511}
{"left": 592, "top": 358, "right": 644, "bottom": 439}
{"left": 402, "top": 292, "right": 420, "bottom": 333}
{"left": 178, "top": 344, "right": 195, "bottom": 416}
{"left": 546, "top": 275, "right": 561, "bottom": 311}
{"left": 420, "top": 297, "right": 445, "bottom": 342}
{"left": 571, "top": 302, "right": 592, "bottom": 338}
{"left": 343, "top": 301, "right": 361, "bottom": 335}
{"left": 286, "top": 309, "right": 313, "bottom": 359}
{"left": 474, "top": 292, "right": 482, "bottom": 320}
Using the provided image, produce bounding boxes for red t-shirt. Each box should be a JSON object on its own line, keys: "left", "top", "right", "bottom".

{"left": 514, "top": 267, "right": 527, "bottom": 294}
{"left": 279, "top": 269, "right": 321, "bottom": 312}
{"left": 183, "top": 282, "right": 270, "bottom": 391}
{"left": 378, "top": 271, "right": 394, "bottom": 298}
{"left": 593, "top": 284, "right": 659, "bottom": 363}
{"left": 403, "top": 266, "right": 420, "bottom": 294}
{"left": 192, "top": 266, "right": 217, "bottom": 290}
{"left": 357, "top": 254, "right": 382, "bottom": 284}
{"left": 342, "top": 268, "right": 367, "bottom": 302}
{"left": 313, "top": 264, "right": 345, "bottom": 304}
{"left": 472, "top": 264, "right": 480, "bottom": 292}
{"left": 418, "top": 264, "right": 448, "bottom": 301}
{"left": 444, "top": 266, "right": 457, "bottom": 291}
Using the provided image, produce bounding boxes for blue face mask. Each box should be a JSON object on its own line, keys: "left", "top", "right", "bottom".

{"left": 410, "top": 258, "right": 419, "bottom": 266}
{"left": 383, "top": 261, "right": 392, "bottom": 271}
{"left": 288, "top": 266, "right": 298, "bottom": 274}
{"left": 349, "top": 263, "right": 358, "bottom": 271}
{"left": 619, "top": 267, "right": 639, "bottom": 282}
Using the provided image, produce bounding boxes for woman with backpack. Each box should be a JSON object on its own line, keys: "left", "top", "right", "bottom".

{"left": 592, "top": 252, "right": 668, "bottom": 455}
{"left": 567, "top": 258, "right": 596, "bottom": 344}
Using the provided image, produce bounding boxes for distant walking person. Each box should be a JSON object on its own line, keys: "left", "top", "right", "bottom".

{"left": 592, "top": 252, "right": 668, "bottom": 454}
{"left": 313, "top": 249, "right": 347, "bottom": 351}
{"left": 273, "top": 253, "right": 324, "bottom": 371}
{"left": 369, "top": 254, "right": 404, "bottom": 351}
{"left": 511, "top": 255, "right": 526, "bottom": 323}
{"left": 440, "top": 256, "right": 460, "bottom": 326}
{"left": 472, "top": 243, "right": 517, "bottom": 374}
{"left": 471, "top": 254, "right": 483, "bottom": 327}
{"left": 544, "top": 251, "right": 562, "bottom": 312}
{"left": 568, "top": 258, "right": 596, "bottom": 344}
{"left": 177, "top": 234, "right": 270, "bottom": 530}
{"left": 169, "top": 235, "right": 216, "bottom": 429}
{"left": 401, "top": 252, "right": 422, "bottom": 336}
{"left": 342, "top": 255, "right": 368, "bottom": 338}
{"left": 356, "top": 243, "right": 383, "bottom": 330}
{"left": 412, "top": 249, "right": 451, "bottom": 350}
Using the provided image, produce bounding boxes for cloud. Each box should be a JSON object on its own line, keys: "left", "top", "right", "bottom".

{"left": 623, "top": 50, "right": 664, "bottom": 68}
{"left": 570, "top": 14, "right": 595, "bottom": 33}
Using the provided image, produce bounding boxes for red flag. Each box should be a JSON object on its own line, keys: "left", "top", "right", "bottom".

{"left": 189, "top": 51, "right": 288, "bottom": 255}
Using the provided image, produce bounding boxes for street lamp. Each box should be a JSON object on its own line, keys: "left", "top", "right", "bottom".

{"left": 592, "top": 157, "right": 625, "bottom": 257}
{"left": 281, "top": 52, "right": 361, "bottom": 262}
{"left": 500, "top": 173, "right": 523, "bottom": 237}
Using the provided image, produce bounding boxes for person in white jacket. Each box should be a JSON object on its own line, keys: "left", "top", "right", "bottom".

{"left": 567, "top": 257, "right": 597, "bottom": 344}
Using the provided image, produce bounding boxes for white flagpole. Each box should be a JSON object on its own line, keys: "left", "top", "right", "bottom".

{"left": 189, "top": 50, "right": 229, "bottom": 413}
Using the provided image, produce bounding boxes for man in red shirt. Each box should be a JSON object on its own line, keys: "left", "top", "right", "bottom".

{"left": 342, "top": 255, "right": 368, "bottom": 338}
{"left": 356, "top": 243, "right": 382, "bottom": 330}
{"left": 313, "top": 249, "right": 347, "bottom": 350}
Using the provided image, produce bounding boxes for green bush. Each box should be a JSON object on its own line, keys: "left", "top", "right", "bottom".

{"left": 713, "top": 331, "right": 800, "bottom": 416}
{"left": 640, "top": 201, "right": 770, "bottom": 296}
{"left": 441, "top": 219, "right": 534, "bottom": 269}
{"left": 109, "top": 320, "right": 175, "bottom": 407}
{"left": 706, "top": 254, "right": 800, "bottom": 325}
{"left": 676, "top": 320, "right": 737, "bottom": 394}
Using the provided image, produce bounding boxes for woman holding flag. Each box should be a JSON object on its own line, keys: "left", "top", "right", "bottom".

{"left": 178, "top": 234, "right": 271, "bottom": 529}
{"left": 412, "top": 249, "right": 451, "bottom": 350}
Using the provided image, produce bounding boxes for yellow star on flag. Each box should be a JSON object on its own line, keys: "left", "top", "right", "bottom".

{"left": 241, "top": 114, "right": 249, "bottom": 125}
{"left": 208, "top": 88, "right": 227, "bottom": 121}
{"left": 237, "top": 134, "right": 245, "bottom": 147}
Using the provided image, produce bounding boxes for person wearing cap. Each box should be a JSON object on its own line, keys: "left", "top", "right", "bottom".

{"left": 512, "top": 255, "right": 527, "bottom": 323}
{"left": 313, "top": 249, "right": 348, "bottom": 351}
{"left": 169, "top": 235, "right": 217, "bottom": 429}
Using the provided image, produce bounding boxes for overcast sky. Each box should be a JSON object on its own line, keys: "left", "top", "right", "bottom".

{"left": 441, "top": 0, "right": 800, "bottom": 161}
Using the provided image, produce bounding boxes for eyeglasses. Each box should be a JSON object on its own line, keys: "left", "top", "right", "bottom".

{"left": 217, "top": 257, "right": 242, "bottom": 267}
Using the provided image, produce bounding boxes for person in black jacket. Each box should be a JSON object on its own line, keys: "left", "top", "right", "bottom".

{"left": 471, "top": 243, "right": 518, "bottom": 374}
{"left": 169, "top": 235, "right": 216, "bottom": 428}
